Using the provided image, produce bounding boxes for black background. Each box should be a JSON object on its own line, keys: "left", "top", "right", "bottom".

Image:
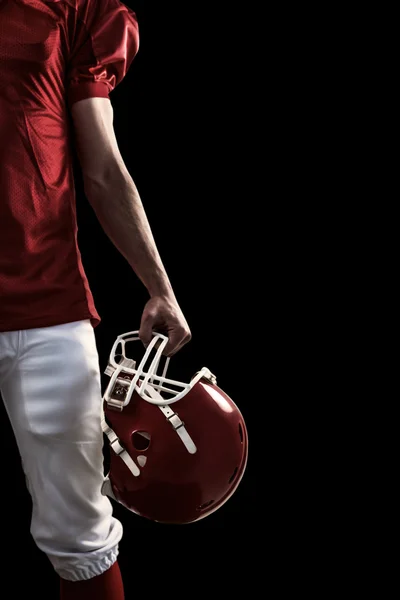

{"left": 1, "top": 1, "right": 260, "bottom": 594}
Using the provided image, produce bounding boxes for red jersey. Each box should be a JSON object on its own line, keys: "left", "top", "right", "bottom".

{"left": 0, "top": 0, "right": 139, "bottom": 332}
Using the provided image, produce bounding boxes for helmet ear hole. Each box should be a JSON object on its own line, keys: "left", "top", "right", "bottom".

{"left": 132, "top": 431, "right": 151, "bottom": 451}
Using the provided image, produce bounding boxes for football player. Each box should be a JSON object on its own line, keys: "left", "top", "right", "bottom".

{"left": 0, "top": 1, "right": 190, "bottom": 598}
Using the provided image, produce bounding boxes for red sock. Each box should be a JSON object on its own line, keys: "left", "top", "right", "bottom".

{"left": 60, "top": 561, "right": 125, "bottom": 600}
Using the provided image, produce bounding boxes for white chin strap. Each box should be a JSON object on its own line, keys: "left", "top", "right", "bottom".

{"left": 101, "top": 331, "right": 215, "bottom": 485}
{"left": 141, "top": 380, "right": 197, "bottom": 454}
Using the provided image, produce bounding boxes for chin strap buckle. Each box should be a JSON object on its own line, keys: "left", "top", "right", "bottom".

{"left": 104, "top": 359, "right": 136, "bottom": 412}
{"left": 158, "top": 404, "right": 197, "bottom": 454}
{"left": 108, "top": 431, "right": 125, "bottom": 455}
{"left": 167, "top": 413, "right": 185, "bottom": 431}
{"left": 202, "top": 368, "right": 217, "bottom": 385}
{"left": 102, "top": 422, "right": 140, "bottom": 477}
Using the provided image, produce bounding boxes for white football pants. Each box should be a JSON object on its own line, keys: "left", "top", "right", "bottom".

{"left": 0, "top": 319, "right": 123, "bottom": 581}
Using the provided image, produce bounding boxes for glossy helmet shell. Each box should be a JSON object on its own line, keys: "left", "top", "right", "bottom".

{"left": 104, "top": 376, "right": 248, "bottom": 524}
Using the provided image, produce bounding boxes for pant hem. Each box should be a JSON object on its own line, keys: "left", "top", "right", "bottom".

{"left": 57, "top": 546, "right": 119, "bottom": 582}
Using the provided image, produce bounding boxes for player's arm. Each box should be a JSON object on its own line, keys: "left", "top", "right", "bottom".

{"left": 71, "top": 97, "right": 169, "bottom": 297}
{"left": 70, "top": 97, "right": 191, "bottom": 354}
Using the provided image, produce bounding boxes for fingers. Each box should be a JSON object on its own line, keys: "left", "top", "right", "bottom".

{"left": 140, "top": 320, "right": 191, "bottom": 356}
{"left": 139, "top": 297, "right": 192, "bottom": 356}
{"left": 164, "top": 327, "right": 192, "bottom": 357}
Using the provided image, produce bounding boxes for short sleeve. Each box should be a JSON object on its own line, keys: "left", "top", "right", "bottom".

{"left": 67, "top": 0, "right": 139, "bottom": 110}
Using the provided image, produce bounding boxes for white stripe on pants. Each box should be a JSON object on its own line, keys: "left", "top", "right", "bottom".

{"left": 0, "top": 319, "right": 123, "bottom": 581}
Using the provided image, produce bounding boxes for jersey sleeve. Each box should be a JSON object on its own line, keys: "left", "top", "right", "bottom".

{"left": 66, "top": 0, "right": 139, "bottom": 109}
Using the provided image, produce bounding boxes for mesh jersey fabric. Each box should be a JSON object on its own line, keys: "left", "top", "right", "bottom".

{"left": 0, "top": 0, "right": 139, "bottom": 332}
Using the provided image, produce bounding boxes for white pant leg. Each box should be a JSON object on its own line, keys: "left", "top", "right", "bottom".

{"left": 0, "top": 319, "right": 123, "bottom": 582}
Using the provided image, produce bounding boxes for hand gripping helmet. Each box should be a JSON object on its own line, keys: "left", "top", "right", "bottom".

{"left": 100, "top": 330, "right": 248, "bottom": 524}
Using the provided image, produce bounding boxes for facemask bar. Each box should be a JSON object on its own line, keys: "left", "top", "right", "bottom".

{"left": 102, "top": 331, "right": 218, "bottom": 477}
{"left": 104, "top": 330, "right": 216, "bottom": 408}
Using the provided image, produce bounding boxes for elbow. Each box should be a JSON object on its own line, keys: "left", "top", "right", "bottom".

{"left": 83, "top": 161, "right": 131, "bottom": 194}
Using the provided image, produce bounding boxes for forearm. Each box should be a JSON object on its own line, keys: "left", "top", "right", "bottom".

{"left": 84, "top": 172, "right": 174, "bottom": 299}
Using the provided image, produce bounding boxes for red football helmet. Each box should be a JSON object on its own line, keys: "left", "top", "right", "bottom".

{"left": 100, "top": 330, "right": 248, "bottom": 524}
